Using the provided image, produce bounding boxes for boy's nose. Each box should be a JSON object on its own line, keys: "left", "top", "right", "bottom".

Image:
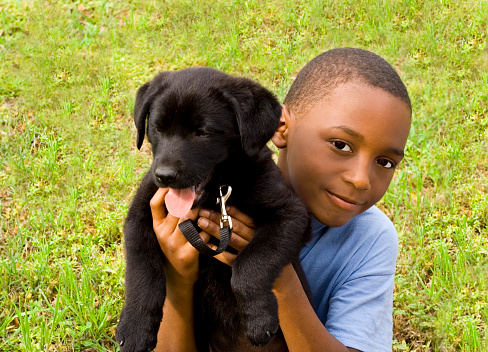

{"left": 342, "top": 162, "right": 371, "bottom": 190}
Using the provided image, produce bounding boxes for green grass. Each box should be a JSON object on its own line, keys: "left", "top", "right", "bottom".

{"left": 0, "top": 0, "right": 487, "bottom": 350}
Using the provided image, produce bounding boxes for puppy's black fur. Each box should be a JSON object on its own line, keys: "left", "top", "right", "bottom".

{"left": 116, "top": 67, "right": 311, "bottom": 352}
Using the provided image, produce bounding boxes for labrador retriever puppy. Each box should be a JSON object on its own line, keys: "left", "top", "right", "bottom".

{"left": 116, "top": 67, "right": 311, "bottom": 352}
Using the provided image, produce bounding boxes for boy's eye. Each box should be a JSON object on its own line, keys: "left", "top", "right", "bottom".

{"left": 377, "top": 158, "right": 396, "bottom": 169}
{"left": 332, "top": 141, "right": 352, "bottom": 152}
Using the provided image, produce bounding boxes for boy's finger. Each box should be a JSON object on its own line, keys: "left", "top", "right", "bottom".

{"left": 198, "top": 208, "right": 253, "bottom": 248}
{"left": 228, "top": 217, "right": 254, "bottom": 243}
{"left": 214, "top": 250, "right": 237, "bottom": 267}
{"left": 167, "top": 207, "right": 203, "bottom": 247}
{"left": 226, "top": 206, "right": 256, "bottom": 229}
{"left": 150, "top": 188, "right": 169, "bottom": 224}
{"left": 181, "top": 227, "right": 212, "bottom": 254}
{"left": 155, "top": 203, "right": 196, "bottom": 244}
{"left": 197, "top": 216, "right": 221, "bottom": 238}
{"left": 199, "top": 230, "right": 211, "bottom": 244}
{"left": 197, "top": 216, "right": 249, "bottom": 252}
{"left": 198, "top": 209, "right": 221, "bottom": 225}
{"left": 179, "top": 207, "right": 201, "bottom": 224}
{"left": 164, "top": 205, "right": 201, "bottom": 232}
{"left": 163, "top": 213, "right": 180, "bottom": 231}
{"left": 228, "top": 232, "right": 249, "bottom": 252}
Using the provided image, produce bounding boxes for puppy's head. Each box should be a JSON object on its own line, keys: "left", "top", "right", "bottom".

{"left": 133, "top": 67, "right": 281, "bottom": 214}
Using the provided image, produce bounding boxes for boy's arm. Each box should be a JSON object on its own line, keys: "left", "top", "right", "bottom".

{"left": 155, "top": 280, "right": 198, "bottom": 351}
{"left": 151, "top": 188, "right": 207, "bottom": 352}
{"left": 273, "top": 264, "right": 360, "bottom": 352}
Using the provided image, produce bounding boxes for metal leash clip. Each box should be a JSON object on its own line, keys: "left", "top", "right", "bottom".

{"left": 217, "top": 185, "right": 233, "bottom": 230}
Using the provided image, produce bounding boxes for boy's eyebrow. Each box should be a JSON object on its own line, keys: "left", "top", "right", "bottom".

{"left": 388, "top": 147, "right": 405, "bottom": 158}
{"left": 332, "top": 126, "right": 364, "bottom": 141}
{"left": 332, "top": 125, "right": 405, "bottom": 157}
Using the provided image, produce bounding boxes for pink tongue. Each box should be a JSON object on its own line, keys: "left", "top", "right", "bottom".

{"left": 166, "top": 187, "right": 196, "bottom": 218}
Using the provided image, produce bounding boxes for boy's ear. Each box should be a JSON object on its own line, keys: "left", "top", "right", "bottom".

{"left": 271, "top": 104, "right": 291, "bottom": 149}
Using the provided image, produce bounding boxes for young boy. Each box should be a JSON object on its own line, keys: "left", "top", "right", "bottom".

{"left": 149, "top": 48, "right": 412, "bottom": 351}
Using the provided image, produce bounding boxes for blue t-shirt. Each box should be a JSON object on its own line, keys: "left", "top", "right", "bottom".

{"left": 299, "top": 206, "right": 398, "bottom": 352}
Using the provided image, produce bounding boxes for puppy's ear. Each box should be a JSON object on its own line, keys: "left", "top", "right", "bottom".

{"left": 223, "top": 81, "right": 282, "bottom": 157}
{"left": 133, "top": 82, "right": 152, "bottom": 149}
{"left": 133, "top": 73, "right": 170, "bottom": 149}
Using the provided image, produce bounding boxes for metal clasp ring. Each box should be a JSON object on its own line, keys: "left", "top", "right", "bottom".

{"left": 217, "top": 185, "right": 233, "bottom": 230}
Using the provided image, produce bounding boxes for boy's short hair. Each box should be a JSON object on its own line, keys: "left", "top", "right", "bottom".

{"left": 284, "top": 48, "right": 411, "bottom": 115}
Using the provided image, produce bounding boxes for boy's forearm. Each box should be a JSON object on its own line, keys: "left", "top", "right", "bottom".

{"left": 155, "top": 284, "right": 198, "bottom": 352}
{"left": 273, "top": 264, "right": 352, "bottom": 352}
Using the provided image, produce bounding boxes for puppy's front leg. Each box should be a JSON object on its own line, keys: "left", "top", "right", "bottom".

{"left": 230, "top": 205, "right": 309, "bottom": 347}
{"left": 116, "top": 174, "right": 166, "bottom": 352}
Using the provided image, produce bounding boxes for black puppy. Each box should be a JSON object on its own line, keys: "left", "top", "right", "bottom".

{"left": 116, "top": 67, "right": 311, "bottom": 352}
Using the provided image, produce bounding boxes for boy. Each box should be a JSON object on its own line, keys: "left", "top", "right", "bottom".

{"left": 150, "top": 48, "right": 412, "bottom": 351}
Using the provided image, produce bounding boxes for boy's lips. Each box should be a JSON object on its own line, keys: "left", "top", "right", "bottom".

{"left": 325, "top": 190, "right": 364, "bottom": 211}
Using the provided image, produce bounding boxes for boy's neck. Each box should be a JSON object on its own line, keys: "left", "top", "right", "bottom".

{"left": 276, "top": 150, "right": 291, "bottom": 186}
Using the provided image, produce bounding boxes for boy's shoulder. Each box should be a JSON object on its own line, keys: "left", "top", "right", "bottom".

{"left": 347, "top": 205, "right": 397, "bottom": 235}
{"left": 345, "top": 205, "right": 399, "bottom": 257}
{"left": 306, "top": 206, "right": 398, "bottom": 263}
{"left": 312, "top": 206, "right": 397, "bottom": 241}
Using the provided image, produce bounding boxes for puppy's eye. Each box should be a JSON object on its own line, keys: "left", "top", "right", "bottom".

{"left": 152, "top": 122, "right": 165, "bottom": 133}
{"left": 195, "top": 129, "right": 206, "bottom": 137}
{"left": 332, "top": 141, "right": 352, "bottom": 152}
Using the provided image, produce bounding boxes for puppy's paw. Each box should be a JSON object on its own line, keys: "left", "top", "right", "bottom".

{"left": 116, "top": 309, "right": 160, "bottom": 352}
{"left": 245, "top": 315, "right": 279, "bottom": 346}
{"left": 241, "top": 294, "right": 280, "bottom": 346}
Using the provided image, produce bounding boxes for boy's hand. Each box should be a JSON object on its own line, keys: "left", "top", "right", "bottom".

{"left": 150, "top": 188, "right": 212, "bottom": 288}
{"left": 197, "top": 206, "right": 256, "bottom": 266}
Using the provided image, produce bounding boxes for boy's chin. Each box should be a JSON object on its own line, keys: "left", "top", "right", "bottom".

{"left": 312, "top": 208, "right": 366, "bottom": 228}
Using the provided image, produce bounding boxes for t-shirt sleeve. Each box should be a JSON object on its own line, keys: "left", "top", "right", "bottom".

{"left": 325, "top": 226, "right": 398, "bottom": 352}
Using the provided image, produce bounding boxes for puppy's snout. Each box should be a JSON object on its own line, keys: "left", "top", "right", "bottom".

{"left": 154, "top": 166, "right": 178, "bottom": 185}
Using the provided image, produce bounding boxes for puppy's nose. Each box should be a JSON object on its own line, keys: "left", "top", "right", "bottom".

{"left": 154, "top": 166, "right": 178, "bottom": 185}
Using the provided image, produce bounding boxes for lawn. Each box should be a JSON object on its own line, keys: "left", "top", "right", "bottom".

{"left": 1, "top": 0, "right": 487, "bottom": 351}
